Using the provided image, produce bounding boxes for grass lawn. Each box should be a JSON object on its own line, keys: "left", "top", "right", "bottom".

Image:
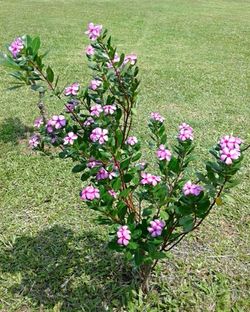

{"left": 0, "top": 0, "right": 249, "bottom": 311}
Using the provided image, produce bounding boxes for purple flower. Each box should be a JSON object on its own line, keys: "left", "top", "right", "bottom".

{"left": 141, "top": 173, "right": 161, "bottom": 186}
{"left": 96, "top": 167, "right": 109, "bottom": 180}
{"left": 183, "top": 181, "right": 203, "bottom": 196}
{"left": 85, "top": 44, "right": 95, "bottom": 56}
{"left": 220, "top": 147, "right": 240, "bottom": 165}
{"left": 83, "top": 117, "right": 95, "bottom": 127}
{"left": 219, "top": 135, "right": 243, "bottom": 151}
{"left": 90, "top": 128, "right": 108, "bottom": 144}
{"left": 9, "top": 37, "right": 24, "bottom": 58}
{"left": 89, "top": 79, "right": 102, "bottom": 91}
{"left": 150, "top": 112, "right": 165, "bottom": 123}
{"left": 178, "top": 123, "right": 193, "bottom": 141}
{"left": 29, "top": 134, "right": 40, "bottom": 148}
{"left": 34, "top": 117, "right": 43, "bottom": 128}
{"left": 64, "top": 83, "right": 80, "bottom": 96}
{"left": 46, "top": 119, "right": 54, "bottom": 133}
{"left": 108, "top": 189, "right": 117, "bottom": 198}
{"left": 63, "top": 132, "right": 78, "bottom": 145}
{"left": 103, "top": 105, "right": 116, "bottom": 115}
{"left": 87, "top": 157, "right": 102, "bottom": 168}
{"left": 125, "top": 136, "right": 138, "bottom": 146}
{"left": 117, "top": 225, "right": 131, "bottom": 246}
{"left": 65, "top": 100, "right": 78, "bottom": 113}
{"left": 107, "top": 53, "right": 120, "bottom": 68}
{"left": 80, "top": 186, "right": 100, "bottom": 201}
{"left": 85, "top": 23, "right": 103, "bottom": 41}
{"left": 124, "top": 53, "right": 137, "bottom": 65}
{"left": 51, "top": 115, "right": 66, "bottom": 129}
{"left": 157, "top": 145, "right": 172, "bottom": 161}
{"left": 147, "top": 219, "right": 165, "bottom": 237}
{"left": 90, "top": 104, "right": 103, "bottom": 117}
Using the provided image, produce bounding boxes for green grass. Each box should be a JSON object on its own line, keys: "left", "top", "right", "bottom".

{"left": 0, "top": 0, "right": 250, "bottom": 311}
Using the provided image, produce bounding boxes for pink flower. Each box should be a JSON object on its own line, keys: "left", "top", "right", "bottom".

{"left": 51, "top": 115, "right": 66, "bottom": 129}
{"left": 90, "top": 104, "right": 103, "bottom": 117}
{"left": 29, "top": 134, "right": 40, "bottom": 148}
{"left": 89, "top": 79, "right": 102, "bottom": 91}
{"left": 219, "top": 135, "right": 243, "bottom": 151}
{"left": 108, "top": 189, "right": 117, "bottom": 198}
{"left": 80, "top": 186, "right": 100, "bottom": 201}
{"left": 141, "top": 173, "right": 161, "bottom": 186}
{"left": 64, "top": 83, "right": 80, "bottom": 96}
{"left": 96, "top": 167, "right": 109, "bottom": 180}
{"left": 124, "top": 53, "right": 137, "bottom": 65}
{"left": 85, "top": 44, "right": 95, "bottom": 56}
{"left": 87, "top": 157, "right": 102, "bottom": 168}
{"left": 103, "top": 105, "right": 116, "bottom": 115}
{"left": 220, "top": 147, "right": 240, "bottom": 165}
{"left": 46, "top": 119, "right": 54, "bottom": 133}
{"left": 63, "top": 132, "right": 78, "bottom": 145}
{"left": 83, "top": 117, "right": 95, "bottom": 127}
{"left": 147, "top": 219, "right": 165, "bottom": 237}
{"left": 107, "top": 53, "right": 120, "bottom": 68}
{"left": 150, "top": 112, "right": 165, "bottom": 123}
{"left": 9, "top": 37, "right": 24, "bottom": 58}
{"left": 125, "top": 136, "right": 138, "bottom": 146}
{"left": 183, "top": 181, "right": 203, "bottom": 196}
{"left": 85, "top": 22, "right": 103, "bottom": 41}
{"left": 157, "top": 145, "right": 172, "bottom": 161}
{"left": 34, "top": 117, "right": 43, "bottom": 128}
{"left": 90, "top": 128, "right": 109, "bottom": 144}
{"left": 178, "top": 123, "right": 193, "bottom": 141}
{"left": 117, "top": 225, "right": 131, "bottom": 246}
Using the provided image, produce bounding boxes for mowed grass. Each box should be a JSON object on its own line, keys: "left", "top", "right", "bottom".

{"left": 0, "top": 0, "right": 250, "bottom": 311}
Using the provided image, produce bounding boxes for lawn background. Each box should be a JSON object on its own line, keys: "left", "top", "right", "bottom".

{"left": 0, "top": 0, "right": 249, "bottom": 311}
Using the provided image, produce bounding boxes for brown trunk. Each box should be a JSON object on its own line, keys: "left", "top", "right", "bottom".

{"left": 139, "top": 264, "right": 152, "bottom": 294}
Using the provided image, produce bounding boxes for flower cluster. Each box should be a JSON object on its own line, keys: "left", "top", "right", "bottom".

{"left": 80, "top": 186, "right": 100, "bottom": 201}
{"left": 34, "top": 117, "right": 43, "bottom": 128}
{"left": 46, "top": 115, "right": 66, "bottom": 133}
{"left": 148, "top": 219, "right": 165, "bottom": 237}
{"left": 157, "top": 145, "right": 172, "bottom": 161}
{"left": 178, "top": 123, "right": 193, "bottom": 141}
{"left": 90, "top": 128, "right": 108, "bottom": 144}
{"left": 85, "top": 44, "right": 95, "bottom": 56}
{"left": 124, "top": 54, "right": 137, "bottom": 65}
{"left": 64, "top": 83, "right": 79, "bottom": 96}
{"left": 219, "top": 135, "right": 242, "bottom": 165}
{"left": 89, "top": 79, "right": 102, "bottom": 91}
{"left": 9, "top": 37, "right": 24, "bottom": 58}
{"left": 29, "top": 134, "right": 40, "bottom": 148}
{"left": 126, "top": 136, "right": 138, "bottom": 146}
{"left": 117, "top": 226, "right": 131, "bottom": 246}
{"left": 63, "top": 132, "right": 78, "bottom": 145}
{"left": 150, "top": 112, "right": 165, "bottom": 123}
{"left": 183, "top": 181, "right": 203, "bottom": 196}
{"left": 85, "top": 23, "right": 102, "bottom": 40}
{"left": 141, "top": 172, "right": 161, "bottom": 186}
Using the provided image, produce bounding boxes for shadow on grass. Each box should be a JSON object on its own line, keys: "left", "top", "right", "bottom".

{"left": 0, "top": 225, "right": 136, "bottom": 311}
{"left": 0, "top": 117, "right": 33, "bottom": 145}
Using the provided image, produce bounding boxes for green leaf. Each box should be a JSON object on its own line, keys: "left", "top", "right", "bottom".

{"left": 120, "top": 158, "right": 130, "bottom": 170}
{"left": 117, "top": 202, "right": 127, "bottom": 220}
{"left": 142, "top": 208, "right": 153, "bottom": 217}
{"left": 123, "top": 174, "right": 133, "bottom": 183}
{"left": 32, "top": 37, "right": 41, "bottom": 55}
{"left": 72, "top": 163, "right": 86, "bottom": 173}
{"left": 112, "top": 177, "right": 122, "bottom": 191}
{"left": 179, "top": 215, "right": 194, "bottom": 232}
{"left": 46, "top": 66, "right": 54, "bottom": 83}
{"left": 131, "top": 152, "right": 142, "bottom": 162}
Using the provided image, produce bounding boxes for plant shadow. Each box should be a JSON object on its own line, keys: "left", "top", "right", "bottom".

{"left": 0, "top": 117, "right": 33, "bottom": 145}
{"left": 0, "top": 225, "right": 136, "bottom": 311}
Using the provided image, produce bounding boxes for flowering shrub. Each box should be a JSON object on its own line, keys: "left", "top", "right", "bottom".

{"left": 1, "top": 23, "right": 248, "bottom": 293}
